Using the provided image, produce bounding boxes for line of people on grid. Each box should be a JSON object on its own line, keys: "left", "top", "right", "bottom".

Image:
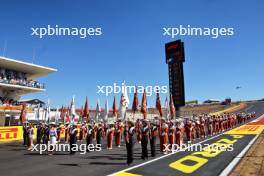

{"left": 24, "top": 112, "right": 256, "bottom": 164}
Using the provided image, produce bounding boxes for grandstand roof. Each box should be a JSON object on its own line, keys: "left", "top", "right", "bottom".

{"left": 0, "top": 56, "right": 57, "bottom": 79}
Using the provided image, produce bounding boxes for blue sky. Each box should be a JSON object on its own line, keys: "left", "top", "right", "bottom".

{"left": 0, "top": 0, "right": 263, "bottom": 108}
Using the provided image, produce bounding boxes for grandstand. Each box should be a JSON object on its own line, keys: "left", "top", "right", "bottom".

{"left": 0, "top": 56, "right": 57, "bottom": 126}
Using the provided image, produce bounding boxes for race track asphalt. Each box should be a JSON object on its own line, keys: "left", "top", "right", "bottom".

{"left": 1, "top": 102, "right": 264, "bottom": 176}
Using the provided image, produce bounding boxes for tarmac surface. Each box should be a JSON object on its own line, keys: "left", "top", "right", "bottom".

{"left": 1, "top": 102, "right": 264, "bottom": 176}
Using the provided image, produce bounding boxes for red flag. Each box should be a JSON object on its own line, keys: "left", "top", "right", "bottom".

{"left": 80, "top": 106, "right": 84, "bottom": 117}
{"left": 141, "top": 89, "right": 147, "bottom": 119}
{"left": 60, "top": 105, "right": 64, "bottom": 120}
{"left": 132, "top": 86, "right": 138, "bottom": 113}
{"left": 156, "top": 91, "right": 163, "bottom": 117}
{"left": 112, "top": 96, "right": 117, "bottom": 117}
{"left": 83, "top": 96, "right": 89, "bottom": 119}
{"left": 66, "top": 106, "right": 71, "bottom": 122}
{"left": 19, "top": 104, "right": 27, "bottom": 123}
{"left": 169, "top": 94, "right": 176, "bottom": 119}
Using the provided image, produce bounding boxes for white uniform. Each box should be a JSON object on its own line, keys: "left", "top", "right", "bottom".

{"left": 49, "top": 128, "right": 57, "bottom": 144}
{"left": 28, "top": 127, "right": 34, "bottom": 139}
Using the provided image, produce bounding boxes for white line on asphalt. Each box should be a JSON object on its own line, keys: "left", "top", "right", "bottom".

{"left": 108, "top": 113, "right": 264, "bottom": 176}
{"left": 219, "top": 114, "right": 264, "bottom": 176}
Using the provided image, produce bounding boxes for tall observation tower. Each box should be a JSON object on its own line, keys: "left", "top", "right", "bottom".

{"left": 165, "top": 40, "right": 185, "bottom": 112}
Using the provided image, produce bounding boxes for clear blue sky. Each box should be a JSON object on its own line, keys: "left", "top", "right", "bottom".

{"left": 0, "top": 0, "right": 263, "bottom": 108}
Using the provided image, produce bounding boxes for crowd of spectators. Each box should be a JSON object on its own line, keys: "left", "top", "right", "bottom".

{"left": 0, "top": 67, "right": 44, "bottom": 89}
{"left": 0, "top": 96, "right": 19, "bottom": 106}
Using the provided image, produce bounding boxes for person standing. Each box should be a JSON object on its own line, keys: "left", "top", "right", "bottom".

{"left": 92, "top": 123, "right": 97, "bottom": 141}
{"left": 56, "top": 124, "right": 62, "bottom": 143}
{"left": 44, "top": 124, "right": 50, "bottom": 144}
{"left": 49, "top": 123, "right": 57, "bottom": 155}
{"left": 208, "top": 117, "right": 213, "bottom": 136}
{"left": 79, "top": 123, "right": 86, "bottom": 141}
{"left": 191, "top": 120, "right": 196, "bottom": 140}
{"left": 96, "top": 123, "right": 103, "bottom": 145}
{"left": 185, "top": 119, "right": 193, "bottom": 142}
{"left": 64, "top": 123, "right": 69, "bottom": 143}
{"left": 195, "top": 118, "right": 201, "bottom": 139}
{"left": 160, "top": 120, "right": 168, "bottom": 154}
{"left": 175, "top": 121, "right": 182, "bottom": 147}
{"left": 27, "top": 124, "right": 34, "bottom": 150}
{"left": 39, "top": 123, "right": 45, "bottom": 144}
{"left": 23, "top": 124, "right": 28, "bottom": 146}
{"left": 114, "top": 122, "right": 122, "bottom": 147}
{"left": 200, "top": 116, "right": 206, "bottom": 138}
{"left": 36, "top": 124, "right": 42, "bottom": 144}
{"left": 136, "top": 120, "right": 142, "bottom": 144}
{"left": 149, "top": 122, "right": 158, "bottom": 157}
{"left": 168, "top": 121, "right": 175, "bottom": 148}
{"left": 141, "top": 120, "right": 149, "bottom": 160}
{"left": 107, "top": 124, "right": 114, "bottom": 149}
{"left": 86, "top": 124, "right": 93, "bottom": 152}
{"left": 69, "top": 124, "right": 78, "bottom": 155}
{"left": 125, "top": 121, "right": 135, "bottom": 165}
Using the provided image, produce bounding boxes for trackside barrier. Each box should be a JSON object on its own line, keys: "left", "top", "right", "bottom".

{"left": 0, "top": 126, "right": 79, "bottom": 143}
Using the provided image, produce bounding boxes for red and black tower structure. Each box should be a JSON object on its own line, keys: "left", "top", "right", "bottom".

{"left": 165, "top": 39, "right": 185, "bottom": 113}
